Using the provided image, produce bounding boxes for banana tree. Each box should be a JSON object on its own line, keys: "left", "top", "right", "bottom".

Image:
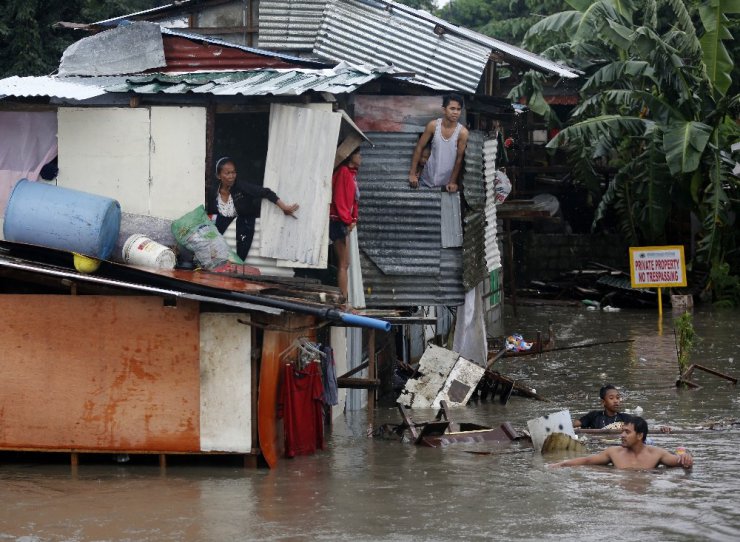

{"left": 514, "top": 0, "right": 740, "bottom": 300}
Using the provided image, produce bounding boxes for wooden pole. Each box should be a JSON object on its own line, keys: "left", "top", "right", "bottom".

{"left": 506, "top": 219, "right": 517, "bottom": 317}
{"left": 367, "top": 329, "right": 376, "bottom": 427}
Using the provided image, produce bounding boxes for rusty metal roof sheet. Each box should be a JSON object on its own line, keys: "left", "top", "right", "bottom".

{"left": 358, "top": 132, "right": 464, "bottom": 307}
{"left": 161, "top": 27, "right": 327, "bottom": 67}
{"left": 258, "top": 0, "right": 329, "bottom": 51}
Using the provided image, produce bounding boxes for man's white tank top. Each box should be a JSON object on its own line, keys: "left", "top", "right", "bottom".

{"left": 420, "top": 118, "right": 462, "bottom": 188}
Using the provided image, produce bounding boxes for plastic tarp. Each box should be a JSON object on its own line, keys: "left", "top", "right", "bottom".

{"left": 0, "top": 111, "right": 58, "bottom": 219}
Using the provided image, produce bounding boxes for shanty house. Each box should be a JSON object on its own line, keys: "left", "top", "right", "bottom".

{"left": 0, "top": 0, "right": 578, "bottom": 466}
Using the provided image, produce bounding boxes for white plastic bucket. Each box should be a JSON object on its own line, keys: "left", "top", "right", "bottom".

{"left": 122, "top": 234, "right": 176, "bottom": 269}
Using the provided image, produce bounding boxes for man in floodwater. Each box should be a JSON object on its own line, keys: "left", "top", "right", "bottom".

{"left": 573, "top": 384, "right": 630, "bottom": 429}
{"left": 550, "top": 416, "right": 694, "bottom": 470}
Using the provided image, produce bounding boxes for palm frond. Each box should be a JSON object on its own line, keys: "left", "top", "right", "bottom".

{"left": 547, "top": 115, "right": 650, "bottom": 150}
{"left": 664, "top": 120, "right": 713, "bottom": 174}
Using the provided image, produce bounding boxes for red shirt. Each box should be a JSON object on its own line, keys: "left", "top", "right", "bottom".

{"left": 280, "top": 362, "right": 324, "bottom": 457}
{"left": 329, "top": 164, "right": 358, "bottom": 225}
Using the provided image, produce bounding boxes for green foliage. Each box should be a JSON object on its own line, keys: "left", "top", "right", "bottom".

{"left": 709, "top": 262, "right": 740, "bottom": 307}
{"left": 394, "top": 0, "right": 437, "bottom": 12}
{"left": 674, "top": 311, "right": 695, "bottom": 376}
{"left": 521, "top": 0, "right": 740, "bottom": 303}
{"left": 439, "top": 0, "right": 570, "bottom": 45}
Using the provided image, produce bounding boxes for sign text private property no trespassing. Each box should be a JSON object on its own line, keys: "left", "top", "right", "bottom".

{"left": 629, "top": 246, "right": 687, "bottom": 288}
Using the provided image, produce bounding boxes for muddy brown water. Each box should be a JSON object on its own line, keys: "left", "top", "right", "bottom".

{"left": 2, "top": 306, "right": 739, "bottom": 541}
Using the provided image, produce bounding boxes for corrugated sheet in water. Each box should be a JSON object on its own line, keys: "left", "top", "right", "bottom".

{"left": 258, "top": 0, "right": 329, "bottom": 50}
{"left": 358, "top": 132, "right": 464, "bottom": 307}
{"left": 314, "top": 0, "right": 490, "bottom": 93}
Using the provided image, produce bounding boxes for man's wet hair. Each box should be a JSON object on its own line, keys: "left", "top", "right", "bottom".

{"left": 442, "top": 93, "right": 465, "bottom": 108}
{"left": 624, "top": 415, "right": 648, "bottom": 442}
{"left": 599, "top": 384, "right": 617, "bottom": 399}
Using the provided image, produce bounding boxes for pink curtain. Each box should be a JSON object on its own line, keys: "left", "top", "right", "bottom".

{"left": 0, "top": 111, "right": 58, "bottom": 217}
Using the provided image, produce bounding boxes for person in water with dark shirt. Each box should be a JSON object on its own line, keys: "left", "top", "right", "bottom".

{"left": 550, "top": 416, "right": 693, "bottom": 470}
{"left": 573, "top": 384, "right": 630, "bottom": 429}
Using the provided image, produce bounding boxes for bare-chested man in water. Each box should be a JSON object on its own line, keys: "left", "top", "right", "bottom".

{"left": 550, "top": 416, "right": 694, "bottom": 470}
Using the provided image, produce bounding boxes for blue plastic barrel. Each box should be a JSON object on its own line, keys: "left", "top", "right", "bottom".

{"left": 3, "top": 179, "right": 121, "bottom": 259}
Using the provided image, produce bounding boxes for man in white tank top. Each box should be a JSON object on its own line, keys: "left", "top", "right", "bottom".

{"left": 408, "top": 94, "right": 469, "bottom": 193}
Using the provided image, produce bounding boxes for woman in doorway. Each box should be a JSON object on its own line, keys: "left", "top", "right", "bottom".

{"left": 329, "top": 147, "right": 361, "bottom": 307}
{"left": 209, "top": 156, "right": 299, "bottom": 260}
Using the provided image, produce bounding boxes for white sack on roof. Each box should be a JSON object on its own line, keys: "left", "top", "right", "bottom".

{"left": 59, "top": 21, "right": 166, "bottom": 76}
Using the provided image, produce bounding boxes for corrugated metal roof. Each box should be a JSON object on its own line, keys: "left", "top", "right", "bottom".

{"left": 315, "top": 0, "right": 491, "bottom": 93}
{"left": 0, "top": 64, "right": 394, "bottom": 101}
{"left": 374, "top": 0, "right": 578, "bottom": 79}
{"left": 0, "top": 76, "right": 108, "bottom": 101}
{"left": 312, "top": 0, "right": 578, "bottom": 94}
{"left": 358, "top": 132, "right": 464, "bottom": 307}
{"left": 258, "top": 0, "right": 329, "bottom": 51}
{"left": 105, "top": 65, "right": 392, "bottom": 96}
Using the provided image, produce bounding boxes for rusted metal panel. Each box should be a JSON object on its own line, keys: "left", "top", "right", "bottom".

{"left": 259, "top": 104, "right": 341, "bottom": 266}
{"left": 200, "top": 313, "right": 252, "bottom": 453}
{"left": 162, "top": 35, "right": 307, "bottom": 71}
{"left": 353, "top": 95, "right": 444, "bottom": 133}
{"left": 0, "top": 296, "right": 201, "bottom": 452}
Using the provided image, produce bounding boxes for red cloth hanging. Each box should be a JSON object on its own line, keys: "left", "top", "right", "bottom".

{"left": 281, "top": 362, "right": 324, "bottom": 457}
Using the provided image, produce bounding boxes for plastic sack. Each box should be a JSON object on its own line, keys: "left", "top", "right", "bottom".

{"left": 493, "top": 169, "right": 512, "bottom": 204}
{"left": 171, "top": 205, "right": 243, "bottom": 269}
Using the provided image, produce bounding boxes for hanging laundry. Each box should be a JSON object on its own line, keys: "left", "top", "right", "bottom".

{"left": 322, "top": 345, "right": 339, "bottom": 407}
{"left": 281, "top": 362, "right": 324, "bottom": 457}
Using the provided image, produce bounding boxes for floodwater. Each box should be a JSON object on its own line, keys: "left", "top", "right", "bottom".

{"left": 2, "top": 306, "right": 739, "bottom": 541}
